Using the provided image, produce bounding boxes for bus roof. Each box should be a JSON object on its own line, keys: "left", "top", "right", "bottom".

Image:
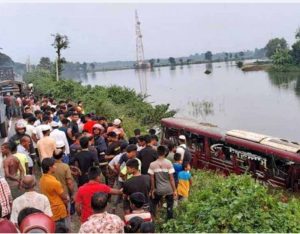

{"left": 161, "top": 117, "right": 300, "bottom": 161}
{"left": 161, "top": 117, "right": 224, "bottom": 140}
{"left": 226, "top": 130, "right": 270, "bottom": 143}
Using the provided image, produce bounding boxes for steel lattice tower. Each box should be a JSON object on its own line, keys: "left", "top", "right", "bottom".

{"left": 135, "top": 10, "right": 146, "bottom": 67}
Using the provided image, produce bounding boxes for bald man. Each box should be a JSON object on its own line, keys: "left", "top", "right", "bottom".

{"left": 10, "top": 175, "right": 53, "bottom": 225}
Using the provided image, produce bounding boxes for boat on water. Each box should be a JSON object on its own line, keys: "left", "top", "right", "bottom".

{"left": 160, "top": 117, "right": 300, "bottom": 191}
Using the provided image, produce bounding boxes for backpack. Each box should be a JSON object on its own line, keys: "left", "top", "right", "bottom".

{"left": 179, "top": 145, "right": 192, "bottom": 167}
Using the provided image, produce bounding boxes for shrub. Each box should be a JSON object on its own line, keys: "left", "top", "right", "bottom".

{"left": 159, "top": 170, "right": 300, "bottom": 233}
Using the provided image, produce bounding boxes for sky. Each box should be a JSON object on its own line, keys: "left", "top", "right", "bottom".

{"left": 1, "top": 2, "right": 300, "bottom": 64}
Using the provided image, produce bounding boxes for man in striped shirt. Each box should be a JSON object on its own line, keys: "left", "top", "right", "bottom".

{"left": 148, "top": 145, "right": 177, "bottom": 220}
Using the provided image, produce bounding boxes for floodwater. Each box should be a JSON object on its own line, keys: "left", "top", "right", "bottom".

{"left": 76, "top": 61, "right": 300, "bottom": 142}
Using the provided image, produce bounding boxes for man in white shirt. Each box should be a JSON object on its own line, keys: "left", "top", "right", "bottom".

{"left": 50, "top": 122, "right": 70, "bottom": 155}
{"left": 10, "top": 175, "right": 52, "bottom": 225}
{"left": 176, "top": 135, "right": 187, "bottom": 161}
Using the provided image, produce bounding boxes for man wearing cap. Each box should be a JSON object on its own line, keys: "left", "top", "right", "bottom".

{"left": 107, "top": 118, "right": 125, "bottom": 139}
{"left": 10, "top": 175, "right": 53, "bottom": 225}
{"left": 50, "top": 121, "right": 70, "bottom": 155}
{"left": 176, "top": 135, "right": 187, "bottom": 161}
{"left": 33, "top": 115, "right": 52, "bottom": 141}
{"left": 37, "top": 125, "right": 56, "bottom": 161}
{"left": 176, "top": 135, "right": 192, "bottom": 167}
{"left": 9, "top": 121, "right": 35, "bottom": 157}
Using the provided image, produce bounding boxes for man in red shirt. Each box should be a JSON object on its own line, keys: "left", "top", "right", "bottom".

{"left": 83, "top": 114, "right": 97, "bottom": 134}
{"left": 75, "top": 166, "right": 122, "bottom": 223}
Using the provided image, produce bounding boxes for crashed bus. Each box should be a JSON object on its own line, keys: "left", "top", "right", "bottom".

{"left": 161, "top": 117, "right": 300, "bottom": 191}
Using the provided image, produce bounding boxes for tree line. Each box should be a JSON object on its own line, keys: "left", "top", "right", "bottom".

{"left": 265, "top": 27, "right": 300, "bottom": 70}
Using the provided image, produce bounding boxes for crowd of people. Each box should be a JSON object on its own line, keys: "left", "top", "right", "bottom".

{"left": 0, "top": 94, "right": 192, "bottom": 233}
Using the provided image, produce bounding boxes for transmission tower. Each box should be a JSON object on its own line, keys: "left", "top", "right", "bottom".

{"left": 135, "top": 10, "right": 149, "bottom": 69}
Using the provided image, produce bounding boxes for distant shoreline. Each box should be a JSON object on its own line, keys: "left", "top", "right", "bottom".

{"left": 88, "top": 58, "right": 258, "bottom": 73}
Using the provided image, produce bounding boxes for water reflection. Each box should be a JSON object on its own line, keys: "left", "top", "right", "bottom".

{"left": 135, "top": 70, "right": 148, "bottom": 96}
{"left": 267, "top": 71, "right": 300, "bottom": 96}
{"left": 205, "top": 62, "right": 213, "bottom": 74}
{"left": 187, "top": 100, "right": 214, "bottom": 120}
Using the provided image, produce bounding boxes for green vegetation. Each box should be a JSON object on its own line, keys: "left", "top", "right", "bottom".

{"left": 159, "top": 170, "right": 300, "bottom": 233}
{"left": 24, "top": 69, "right": 175, "bottom": 136}
{"left": 236, "top": 61, "right": 244, "bottom": 68}
{"left": 265, "top": 28, "right": 300, "bottom": 72}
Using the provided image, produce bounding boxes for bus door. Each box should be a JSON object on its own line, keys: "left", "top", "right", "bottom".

{"left": 267, "top": 155, "right": 291, "bottom": 188}
{"left": 188, "top": 133, "right": 205, "bottom": 169}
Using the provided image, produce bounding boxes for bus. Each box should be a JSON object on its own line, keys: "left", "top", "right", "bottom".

{"left": 160, "top": 117, "right": 300, "bottom": 191}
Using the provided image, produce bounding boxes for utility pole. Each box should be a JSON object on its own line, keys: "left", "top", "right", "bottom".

{"left": 56, "top": 57, "right": 59, "bottom": 81}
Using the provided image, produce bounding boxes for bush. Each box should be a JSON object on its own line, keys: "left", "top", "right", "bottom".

{"left": 159, "top": 171, "right": 300, "bottom": 233}
{"left": 236, "top": 61, "right": 244, "bottom": 68}
{"left": 24, "top": 69, "right": 175, "bottom": 136}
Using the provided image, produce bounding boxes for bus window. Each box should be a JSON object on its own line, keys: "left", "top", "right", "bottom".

{"left": 164, "top": 127, "right": 179, "bottom": 144}
{"left": 209, "top": 139, "right": 228, "bottom": 161}
{"left": 270, "top": 156, "right": 290, "bottom": 178}
{"left": 190, "top": 133, "right": 204, "bottom": 152}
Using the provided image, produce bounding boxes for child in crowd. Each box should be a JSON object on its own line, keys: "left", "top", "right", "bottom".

{"left": 177, "top": 163, "right": 192, "bottom": 201}
{"left": 173, "top": 153, "right": 183, "bottom": 187}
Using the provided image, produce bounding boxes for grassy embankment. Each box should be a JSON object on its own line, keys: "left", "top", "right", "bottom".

{"left": 24, "top": 69, "right": 175, "bottom": 136}
{"left": 158, "top": 170, "right": 300, "bottom": 233}
{"left": 242, "top": 60, "right": 300, "bottom": 72}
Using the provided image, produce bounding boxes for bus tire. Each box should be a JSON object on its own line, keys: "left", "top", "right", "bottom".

{"left": 0, "top": 121, "right": 8, "bottom": 138}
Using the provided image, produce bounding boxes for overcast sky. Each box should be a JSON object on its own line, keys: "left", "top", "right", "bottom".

{"left": 1, "top": 2, "right": 300, "bottom": 64}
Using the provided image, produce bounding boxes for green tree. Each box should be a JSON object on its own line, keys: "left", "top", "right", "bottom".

{"left": 51, "top": 33, "right": 70, "bottom": 79}
{"left": 204, "top": 51, "right": 213, "bottom": 61}
{"left": 229, "top": 53, "right": 233, "bottom": 59}
{"left": 224, "top": 52, "right": 229, "bottom": 61}
{"left": 271, "top": 49, "right": 293, "bottom": 66}
{"left": 168, "top": 57, "right": 176, "bottom": 66}
{"left": 179, "top": 58, "right": 184, "bottom": 66}
{"left": 149, "top": 59, "right": 155, "bottom": 68}
{"left": 186, "top": 58, "right": 192, "bottom": 65}
{"left": 156, "top": 58, "right": 160, "bottom": 64}
{"left": 291, "top": 41, "right": 300, "bottom": 65}
{"left": 265, "top": 38, "right": 288, "bottom": 58}
{"left": 90, "top": 63, "right": 95, "bottom": 71}
{"left": 38, "top": 57, "right": 51, "bottom": 70}
{"left": 82, "top": 62, "right": 87, "bottom": 73}
{"left": 239, "top": 51, "right": 245, "bottom": 60}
